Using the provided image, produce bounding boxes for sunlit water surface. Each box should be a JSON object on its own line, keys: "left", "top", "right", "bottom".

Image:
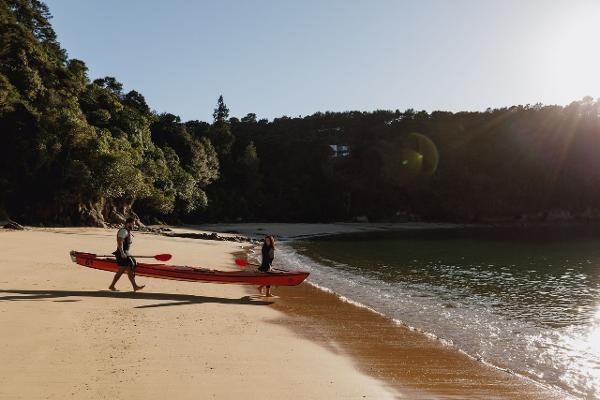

{"left": 277, "top": 228, "right": 600, "bottom": 399}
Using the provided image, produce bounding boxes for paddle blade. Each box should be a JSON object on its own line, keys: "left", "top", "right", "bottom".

{"left": 235, "top": 259, "right": 251, "bottom": 267}
{"left": 155, "top": 253, "right": 172, "bottom": 262}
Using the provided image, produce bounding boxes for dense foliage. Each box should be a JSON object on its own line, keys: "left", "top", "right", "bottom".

{"left": 203, "top": 102, "right": 600, "bottom": 223}
{"left": 0, "top": 0, "right": 218, "bottom": 225}
{"left": 2, "top": 1, "right": 600, "bottom": 225}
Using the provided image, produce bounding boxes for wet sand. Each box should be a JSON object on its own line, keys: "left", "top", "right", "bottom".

{"left": 272, "top": 282, "right": 568, "bottom": 399}
{"left": 173, "top": 223, "right": 570, "bottom": 398}
{"left": 215, "top": 222, "right": 570, "bottom": 400}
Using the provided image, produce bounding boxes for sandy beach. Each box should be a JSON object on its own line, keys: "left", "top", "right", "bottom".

{"left": 0, "top": 225, "right": 566, "bottom": 399}
{"left": 0, "top": 227, "right": 395, "bottom": 399}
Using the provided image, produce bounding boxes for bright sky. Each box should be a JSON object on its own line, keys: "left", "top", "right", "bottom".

{"left": 45, "top": 0, "right": 600, "bottom": 122}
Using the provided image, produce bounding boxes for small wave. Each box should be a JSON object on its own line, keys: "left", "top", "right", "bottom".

{"left": 275, "top": 242, "right": 588, "bottom": 399}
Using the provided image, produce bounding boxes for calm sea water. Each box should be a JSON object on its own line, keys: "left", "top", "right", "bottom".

{"left": 277, "top": 227, "right": 600, "bottom": 399}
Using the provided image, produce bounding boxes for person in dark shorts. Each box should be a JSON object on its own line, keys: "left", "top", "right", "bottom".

{"left": 108, "top": 217, "right": 145, "bottom": 291}
{"left": 257, "top": 235, "right": 275, "bottom": 297}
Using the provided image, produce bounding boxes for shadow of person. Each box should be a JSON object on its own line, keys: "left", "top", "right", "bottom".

{"left": 0, "top": 289, "right": 274, "bottom": 308}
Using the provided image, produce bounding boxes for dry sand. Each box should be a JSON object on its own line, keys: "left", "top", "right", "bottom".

{"left": 0, "top": 228, "right": 395, "bottom": 399}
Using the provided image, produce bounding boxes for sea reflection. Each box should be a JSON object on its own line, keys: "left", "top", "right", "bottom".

{"left": 290, "top": 228, "right": 600, "bottom": 398}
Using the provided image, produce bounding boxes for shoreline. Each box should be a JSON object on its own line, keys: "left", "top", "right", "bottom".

{"left": 183, "top": 221, "right": 462, "bottom": 241}
{"left": 228, "top": 223, "right": 570, "bottom": 399}
{"left": 270, "top": 281, "right": 567, "bottom": 399}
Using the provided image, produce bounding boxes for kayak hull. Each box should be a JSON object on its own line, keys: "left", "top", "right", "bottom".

{"left": 70, "top": 251, "right": 309, "bottom": 286}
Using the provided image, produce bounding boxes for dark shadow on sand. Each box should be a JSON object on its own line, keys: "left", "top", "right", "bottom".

{"left": 0, "top": 289, "right": 273, "bottom": 308}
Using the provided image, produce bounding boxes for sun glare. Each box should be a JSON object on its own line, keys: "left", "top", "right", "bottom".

{"left": 544, "top": 4, "right": 600, "bottom": 101}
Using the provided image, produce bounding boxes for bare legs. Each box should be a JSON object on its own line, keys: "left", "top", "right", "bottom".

{"left": 257, "top": 285, "right": 272, "bottom": 297}
{"left": 109, "top": 266, "right": 145, "bottom": 291}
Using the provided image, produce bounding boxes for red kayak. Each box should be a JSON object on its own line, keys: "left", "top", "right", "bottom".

{"left": 69, "top": 251, "right": 309, "bottom": 286}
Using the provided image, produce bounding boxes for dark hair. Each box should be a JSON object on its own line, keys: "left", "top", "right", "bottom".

{"left": 125, "top": 217, "right": 135, "bottom": 223}
{"left": 263, "top": 235, "right": 275, "bottom": 250}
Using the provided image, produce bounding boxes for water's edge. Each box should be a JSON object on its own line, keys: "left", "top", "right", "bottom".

{"left": 243, "top": 230, "right": 588, "bottom": 399}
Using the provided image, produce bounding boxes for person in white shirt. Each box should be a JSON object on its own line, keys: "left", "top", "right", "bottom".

{"left": 108, "top": 217, "right": 145, "bottom": 291}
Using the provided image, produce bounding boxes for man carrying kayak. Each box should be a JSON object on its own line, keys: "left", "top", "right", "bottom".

{"left": 108, "top": 217, "right": 145, "bottom": 291}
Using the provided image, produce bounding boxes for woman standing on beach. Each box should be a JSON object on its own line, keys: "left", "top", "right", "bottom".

{"left": 109, "top": 217, "right": 145, "bottom": 292}
{"left": 257, "top": 235, "right": 275, "bottom": 297}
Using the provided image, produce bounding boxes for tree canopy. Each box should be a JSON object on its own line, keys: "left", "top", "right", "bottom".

{"left": 0, "top": 0, "right": 218, "bottom": 225}
{"left": 2, "top": 1, "right": 600, "bottom": 225}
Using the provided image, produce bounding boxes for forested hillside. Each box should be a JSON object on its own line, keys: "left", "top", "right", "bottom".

{"left": 2, "top": 0, "right": 600, "bottom": 225}
{"left": 0, "top": 0, "right": 218, "bottom": 225}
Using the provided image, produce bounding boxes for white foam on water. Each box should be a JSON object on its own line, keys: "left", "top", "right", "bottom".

{"left": 275, "top": 242, "right": 590, "bottom": 399}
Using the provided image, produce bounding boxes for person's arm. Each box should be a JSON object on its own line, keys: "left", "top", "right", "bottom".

{"left": 117, "top": 233, "right": 126, "bottom": 258}
{"left": 261, "top": 246, "right": 268, "bottom": 261}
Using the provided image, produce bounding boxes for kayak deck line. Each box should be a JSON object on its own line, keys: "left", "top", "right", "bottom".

{"left": 69, "top": 251, "right": 309, "bottom": 286}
